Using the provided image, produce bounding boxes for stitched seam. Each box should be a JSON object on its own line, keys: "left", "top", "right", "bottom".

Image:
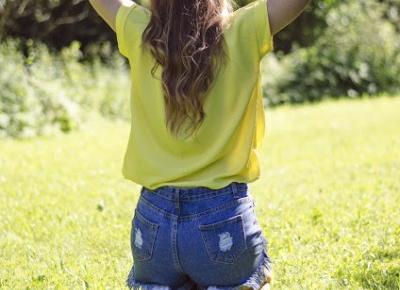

{"left": 147, "top": 183, "right": 247, "bottom": 201}
{"left": 139, "top": 195, "right": 253, "bottom": 221}
{"left": 254, "top": 0, "right": 263, "bottom": 62}
{"left": 134, "top": 208, "right": 159, "bottom": 229}
{"left": 148, "top": 188, "right": 233, "bottom": 201}
{"left": 199, "top": 214, "right": 242, "bottom": 230}
{"left": 118, "top": 3, "right": 138, "bottom": 57}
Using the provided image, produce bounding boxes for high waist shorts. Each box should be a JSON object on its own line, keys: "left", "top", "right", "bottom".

{"left": 126, "top": 182, "right": 273, "bottom": 290}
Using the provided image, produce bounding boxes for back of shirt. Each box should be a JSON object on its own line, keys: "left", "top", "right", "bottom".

{"left": 116, "top": 0, "right": 274, "bottom": 190}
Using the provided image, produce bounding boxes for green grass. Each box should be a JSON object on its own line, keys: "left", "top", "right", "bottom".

{"left": 1, "top": 96, "right": 399, "bottom": 289}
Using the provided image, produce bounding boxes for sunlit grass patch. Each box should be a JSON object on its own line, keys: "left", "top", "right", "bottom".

{"left": 1, "top": 96, "right": 399, "bottom": 289}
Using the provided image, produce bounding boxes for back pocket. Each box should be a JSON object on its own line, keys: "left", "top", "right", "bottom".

{"left": 131, "top": 209, "right": 160, "bottom": 262}
{"left": 199, "top": 214, "right": 247, "bottom": 264}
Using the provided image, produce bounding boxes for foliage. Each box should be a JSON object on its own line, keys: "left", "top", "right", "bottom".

{"left": 1, "top": 0, "right": 399, "bottom": 61}
{"left": 0, "top": 39, "right": 130, "bottom": 138}
{"left": 378, "top": 0, "right": 400, "bottom": 32}
{"left": 262, "top": 0, "right": 400, "bottom": 106}
{"left": 0, "top": 0, "right": 343, "bottom": 57}
{"left": 1, "top": 0, "right": 400, "bottom": 59}
{"left": 0, "top": 0, "right": 114, "bottom": 57}
{"left": 0, "top": 40, "right": 82, "bottom": 138}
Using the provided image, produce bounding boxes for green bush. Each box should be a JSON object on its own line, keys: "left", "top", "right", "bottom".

{"left": 262, "top": 0, "right": 400, "bottom": 106}
{"left": 0, "top": 39, "right": 130, "bottom": 139}
{"left": 0, "top": 40, "right": 81, "bottom": 138}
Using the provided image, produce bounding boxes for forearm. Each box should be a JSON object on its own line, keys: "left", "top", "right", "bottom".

{"left": 268, "top": 0, "right": 312, "bottom": 35}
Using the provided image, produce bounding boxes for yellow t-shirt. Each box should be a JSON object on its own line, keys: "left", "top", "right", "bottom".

{"left": 116, "top": 0, "right": 273, "bottom": 190}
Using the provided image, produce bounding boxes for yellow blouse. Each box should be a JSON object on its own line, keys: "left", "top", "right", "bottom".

{"left": 116, "top": 0, "right": 274, "bottom": 190}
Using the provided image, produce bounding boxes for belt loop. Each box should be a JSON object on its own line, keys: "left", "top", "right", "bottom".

{"left": 174, "top": 188, "right": 180, "bottom": 213}
{"left": 231, "top": 182, "right": 240, "bottom": 198}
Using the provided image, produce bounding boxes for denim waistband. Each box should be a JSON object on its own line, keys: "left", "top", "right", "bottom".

{"left": 141, "top": 182, "right": 248, "bottom": 202}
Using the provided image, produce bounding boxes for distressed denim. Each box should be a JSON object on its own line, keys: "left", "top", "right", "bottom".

{"left": 126, "top": 182, "right": 272, "bottom": 290}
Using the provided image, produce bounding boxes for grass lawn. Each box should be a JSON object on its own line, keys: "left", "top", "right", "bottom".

{"left": 0, "top": 95, "right": 399, "bottom": 289}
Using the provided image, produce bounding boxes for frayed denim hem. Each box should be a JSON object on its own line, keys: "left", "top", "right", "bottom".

{"left": 126, "top": 266, "right": 199, "bottom": 290}
{"left": 126, "top": 266, "right": 172, "bottom": 290}
{"left": 126, "top": 248, "right": 272, "bottom": 290}
{"left": 199, "top": 248, "right": 273, "bottom": 290}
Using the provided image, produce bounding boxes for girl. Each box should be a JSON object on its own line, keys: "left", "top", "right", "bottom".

{"left": 89, "top": 0, "right": 311, "bottom": 289}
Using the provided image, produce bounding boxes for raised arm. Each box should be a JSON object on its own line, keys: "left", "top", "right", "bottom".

{"left": 267, "top": 0, "right": 312, "bottom": 36}
{"left": 88, "top": 0, "right": 133, "bottom": 31}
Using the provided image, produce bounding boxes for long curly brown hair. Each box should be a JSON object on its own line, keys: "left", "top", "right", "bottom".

{"left": 141, "top": 0, "right": 237, "bottom": 139}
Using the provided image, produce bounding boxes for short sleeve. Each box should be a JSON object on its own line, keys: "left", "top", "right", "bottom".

{"left": 116, "top": 1, "right": 150, "bottom": 58}
{"left": 254, "top": 0, "right": 274, "bottom": 59}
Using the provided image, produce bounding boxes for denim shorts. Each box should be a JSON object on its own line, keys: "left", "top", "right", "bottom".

{"left": 126, "top": 182, "right": 272, "bottom": 290}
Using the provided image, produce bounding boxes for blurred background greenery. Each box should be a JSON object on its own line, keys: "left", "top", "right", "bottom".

{"left": 0, "top": 0, "right": 399, "bottom": 138}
